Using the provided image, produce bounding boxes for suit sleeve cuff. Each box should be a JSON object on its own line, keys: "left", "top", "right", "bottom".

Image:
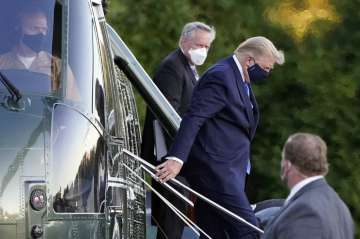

{"left": 165, "top": 156, "right": 184, "bottom": 165}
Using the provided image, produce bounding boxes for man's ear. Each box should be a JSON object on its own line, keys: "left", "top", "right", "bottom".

{"left": 284, "top": 160, "right": 292, "bottom": 172}
{"left": 245, "top": 56, "right": 253, "bottom": 68}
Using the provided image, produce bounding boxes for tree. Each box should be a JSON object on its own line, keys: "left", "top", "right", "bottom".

{"left": 108, "top": 0, "right": 360, "bottom": 235}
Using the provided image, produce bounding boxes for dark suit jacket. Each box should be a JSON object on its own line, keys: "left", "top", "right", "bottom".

{"left": 140, "top": 48, "right": 197, "bottom": 231}
{"left": 141, "top": 48, "right": 197, "bottom": 165}
{"left": 263, "top": 178, "right": 354, "bottom": 239}
{"left": 154, "top": 48, "right": 197, "bottom": 116}
{"left": 168, "top": 55, "right": 259, "bottom": 207}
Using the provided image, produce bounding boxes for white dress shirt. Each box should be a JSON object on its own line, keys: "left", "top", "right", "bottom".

{"left": 285, "top": 175, "right": 324, "bottom": 205}
{"left": 165, "top": 156, "right": 184, "bottom": 165}
{"left": 232, "top": 54, "right": 246, "bottom": 81}
{"left": 166, "top": 55, "right": 249, "bottom": 166}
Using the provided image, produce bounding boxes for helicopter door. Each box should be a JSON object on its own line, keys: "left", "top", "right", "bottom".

{"left": 91, "top": 4, "right": 126, "bottom": 239}
{"left": 47, "top": 104, "right": 106, "bottom": 239}
{"left": 49, "top": 104, "right": 106, "bottom": 214}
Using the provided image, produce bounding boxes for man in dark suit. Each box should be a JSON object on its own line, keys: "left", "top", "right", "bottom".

{"left": 262, "top": 133, "right": 354, "bottom": 239}
{"left": 141, "top": 21, "right": 215, "bottom": 239}
{"left": 156, "top": 36, "right": 284, "bottom": 238}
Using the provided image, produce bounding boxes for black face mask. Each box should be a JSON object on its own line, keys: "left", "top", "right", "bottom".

{"left": 22, "top": 34, "right": 46, "bottom": 53}
{"left": 247, "top": 63, "right": 270, "bottom": 84}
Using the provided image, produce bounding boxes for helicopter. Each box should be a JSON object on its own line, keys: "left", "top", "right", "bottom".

{"left": 0, "top": 0, "right": 281, "bottom": 238}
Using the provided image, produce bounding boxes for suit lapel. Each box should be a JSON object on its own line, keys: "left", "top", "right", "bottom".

{"left": 187, "top": 66, "right": 197, "bottom": 85}
{"left": 176, "top": 48, "right": 197, "bottom": 85}
{"left": 265, "top": 197, "right": 292, "bottom": 231}
{"left": 228, "top": 57, "right": 255, "bottom": 136}
{"left": 287, "top": 178, "right": 327, "bottom": 205}
{"left": 248, "top": 85, "right": 259, "bottom": 138}
{"left": 265, "top": 178, "right": 327, "bottom": 233}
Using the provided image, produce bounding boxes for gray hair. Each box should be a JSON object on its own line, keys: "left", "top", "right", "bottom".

{"left": 179, "top": 21, "right": 216, "bottom": 45}
{"left": 235, "top": 36, "right": 285, "bottom": 65}
{"left": 283, "top": 133, "right": 329, "bottom": 176}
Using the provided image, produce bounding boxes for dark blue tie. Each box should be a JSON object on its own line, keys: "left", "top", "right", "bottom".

{"left": 243, "top": 82, "right": 252, "bottom": 174}
{"left": 244, "top": 82, "right": 253, "bottom": 109}
{"left": 244, "top": 82, "right": 250, "bottom": 96}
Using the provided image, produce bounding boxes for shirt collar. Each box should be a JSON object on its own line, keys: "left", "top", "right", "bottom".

{"left": 285, "top": 175, "right": 324, "bottom": 204}
{"left": 232, "top": 54, "right": 246, "bottom": 83}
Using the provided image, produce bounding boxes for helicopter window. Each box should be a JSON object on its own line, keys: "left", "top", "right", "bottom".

{"left": 66, "top": 0, "right": 93, "bottom": 110}
{"left": 0, "top": 0, "right": 62, "bottom": 96}
{"left": 51, "top": 105, "right": 105, "bottom": 213}
{"left": 93, "top": 24, "right": 106, "bottom": 126}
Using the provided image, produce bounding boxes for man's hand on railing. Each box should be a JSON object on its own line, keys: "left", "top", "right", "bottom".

{"left": 155, "top": 158, "right": 183, "bottom": 183}
{"left": 122, "top": 149, "right": 264, "bottom": 235}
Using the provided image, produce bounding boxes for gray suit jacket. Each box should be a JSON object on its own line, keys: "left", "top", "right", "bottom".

{"left": 263, "top": 178, "right": 354, "bottom": 239}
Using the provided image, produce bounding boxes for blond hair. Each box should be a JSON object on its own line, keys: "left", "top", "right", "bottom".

{"left": 234, "top": 36, "right": 284, "bottom": 65}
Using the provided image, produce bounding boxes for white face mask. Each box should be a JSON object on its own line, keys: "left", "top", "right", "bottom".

{"left": 188, "top": 47, "right": 207, "bottom": 65}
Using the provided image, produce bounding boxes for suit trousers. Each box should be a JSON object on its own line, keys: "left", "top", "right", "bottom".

{"left": 195, "top": 199, "right": 259, "bottom": 239}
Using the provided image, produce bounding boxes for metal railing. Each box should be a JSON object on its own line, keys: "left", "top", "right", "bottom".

{"left": 121, "top": 149, "right": 264, "bottom": 238}
{"left": 107, "top": 23, "right": 264, "bottom": 238}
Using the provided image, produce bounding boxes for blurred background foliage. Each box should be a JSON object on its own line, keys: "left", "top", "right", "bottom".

{"left": 107, "top": 0, "right": 360, "bottom": 235}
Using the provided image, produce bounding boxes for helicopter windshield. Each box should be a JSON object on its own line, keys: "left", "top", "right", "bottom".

{"left": 0, "top": 0, "right": 61, "bottom": 96}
